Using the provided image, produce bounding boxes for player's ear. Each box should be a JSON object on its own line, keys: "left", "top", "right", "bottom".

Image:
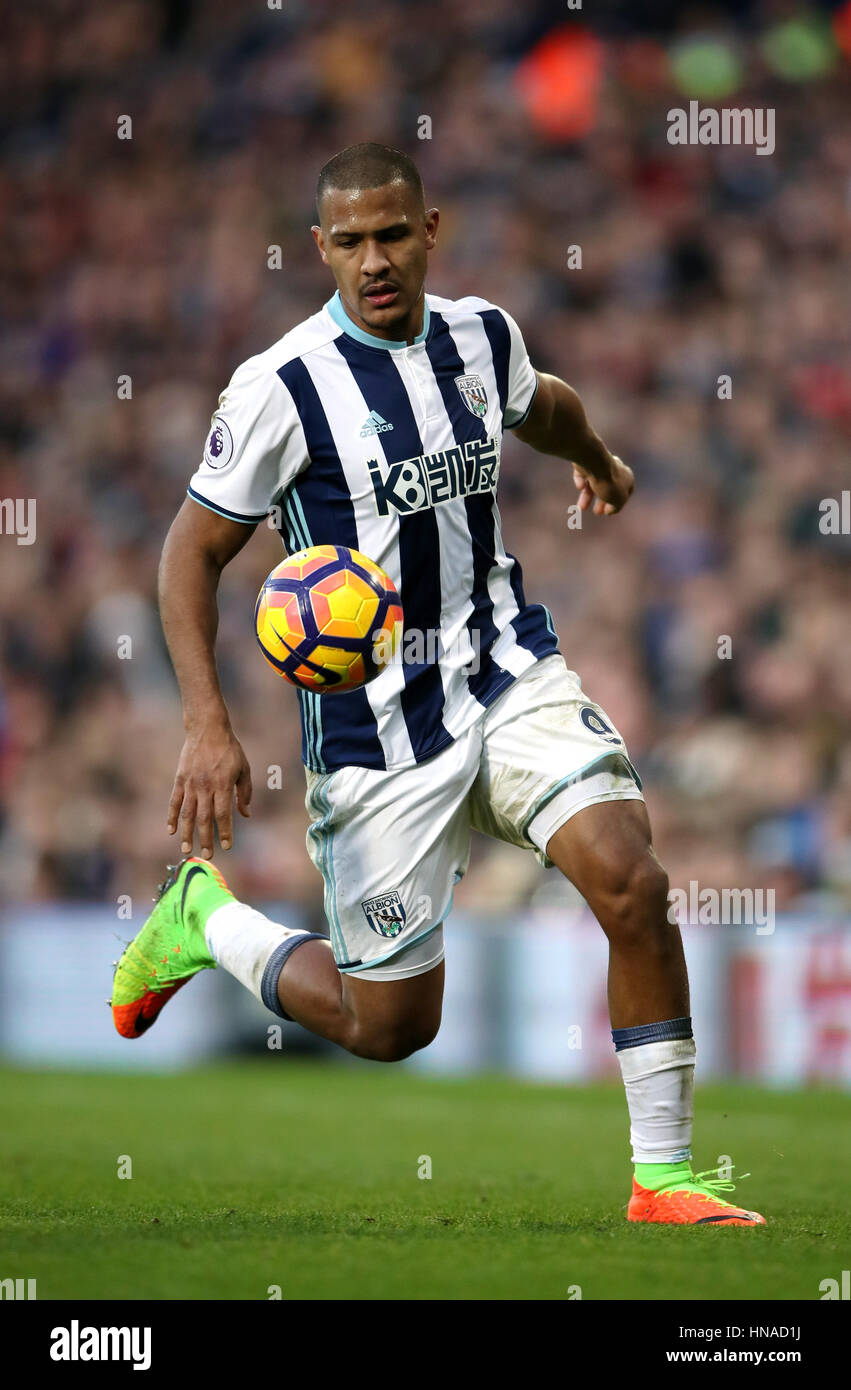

{"left": 311, "top": 225, "right": 329, "bottom": 265}
{"left": 424, "top": 208, "right": 439, "bottom": 250}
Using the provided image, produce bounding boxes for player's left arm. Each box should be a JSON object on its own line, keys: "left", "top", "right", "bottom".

{"left": 512, "top": 371, "right": 634, "bottom": 517}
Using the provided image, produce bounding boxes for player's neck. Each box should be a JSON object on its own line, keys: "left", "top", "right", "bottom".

{"left": 336, "top": 290, "right": 426, "bottom": 346}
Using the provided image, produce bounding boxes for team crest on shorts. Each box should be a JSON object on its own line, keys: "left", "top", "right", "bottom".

{"left": 455, "top": 374, "right": 488, "bottom": 418}
{"left": 361, "top": 891, "right": 406, "bottom": 938}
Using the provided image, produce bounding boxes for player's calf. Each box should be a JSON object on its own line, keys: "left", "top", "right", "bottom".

{"left": 547, "top": 800, "right": 688, "bottom": 1025}
{"left": 546, "top": 799, "right": 765, "bottom": 1225}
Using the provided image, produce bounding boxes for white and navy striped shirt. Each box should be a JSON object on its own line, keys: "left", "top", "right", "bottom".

{"left": 188, "top": 290, "right": 560, "bottom": 772}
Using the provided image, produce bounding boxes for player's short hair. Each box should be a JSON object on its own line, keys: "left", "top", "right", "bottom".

{"left": 315, "top": 143, "right": 425, "bottom": 220}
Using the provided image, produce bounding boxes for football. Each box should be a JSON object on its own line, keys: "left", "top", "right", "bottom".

{"left": 254, "top": 544, "right": 403, "bottom": 693}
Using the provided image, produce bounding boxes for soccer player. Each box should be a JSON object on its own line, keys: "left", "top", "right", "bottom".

{"left": 113, "top": 144, "right": 764, "bottom": 1226}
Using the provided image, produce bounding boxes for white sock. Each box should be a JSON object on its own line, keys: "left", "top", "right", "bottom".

{"left": 616, "top": 1037, "right": 696, "bottom": 1163}
{"left": 204, "top": 901, "right": 315, "bottom": 1010}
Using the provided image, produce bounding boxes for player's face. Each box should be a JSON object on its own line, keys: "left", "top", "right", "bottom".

{"left": 312, "top": 182, "right": 439, "bottom": 344}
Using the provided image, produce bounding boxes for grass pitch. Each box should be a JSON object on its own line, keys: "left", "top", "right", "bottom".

{"left": 0, "top": 1060, "right": 847, "bottom": 1301}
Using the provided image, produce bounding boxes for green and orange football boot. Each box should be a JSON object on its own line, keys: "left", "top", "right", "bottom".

{"left": 111, "top": 857, "right": 234, "bottom": 1039}
{"left": 628, "top": 1161, "right": 766, "bottom": 1226}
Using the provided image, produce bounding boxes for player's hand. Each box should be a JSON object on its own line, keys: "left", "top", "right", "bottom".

{"left": 167, "top": 723, "right": 252, "bottom": 859}
{"left": 573, "top": 455, "right": 634, "bottom": 516}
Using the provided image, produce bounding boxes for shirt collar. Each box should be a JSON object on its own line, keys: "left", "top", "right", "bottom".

{"left": 326, "top": 290, "right": 430, "bottom": 351}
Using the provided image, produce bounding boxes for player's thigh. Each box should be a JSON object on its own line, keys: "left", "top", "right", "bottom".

{"left": 469, "top": 654, "right": 645, "bottom": 865}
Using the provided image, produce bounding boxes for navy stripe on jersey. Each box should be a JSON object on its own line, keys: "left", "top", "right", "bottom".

{"left": 511, "top": 601, "right": 560, "bottom": 661}
{"left": 479, "top": 309, "right": 511, "bottom": 418}
{"left": 333, "top": 334, "right": 451, "bottom": 764}
{"left": 276, "top": 358, "right": 386, "bottom": 772}
{"left": 426, "top": 313, "right": 513, "bottom": 708}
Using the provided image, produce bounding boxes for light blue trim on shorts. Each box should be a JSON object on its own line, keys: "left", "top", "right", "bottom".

{"left": 337, "top": 920, "right": 443, "bottom": 975}
{"left": 320, "top": 780, "right": 342, "bottom": 959}
{"left": 307, "top": 776, "right": 343, "bottom": 960}
{"left": 520, "top": 751, "right": 643, "bottom": 841}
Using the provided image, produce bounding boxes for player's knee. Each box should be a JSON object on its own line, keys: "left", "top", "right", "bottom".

{"left": 595, "top": 851, "right": 670, "bottom": 942}
{"left": 351, "top": 1016, "right": 440, "bottom": 1064}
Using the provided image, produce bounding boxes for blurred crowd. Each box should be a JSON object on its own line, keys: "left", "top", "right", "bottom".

{"left": 1, "top": 0, "right": 850, "bottom": 918}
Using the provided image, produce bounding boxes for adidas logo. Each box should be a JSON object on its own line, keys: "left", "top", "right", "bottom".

{"left": 360, "top": 411, "right": 394, "bottom": 437}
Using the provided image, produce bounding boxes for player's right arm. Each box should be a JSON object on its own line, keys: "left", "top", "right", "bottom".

{"left": 158, "top": 497, "right": 256, "bottom": 859}
{"left": 165, "top": 349, "right": 309, "bottom": 856}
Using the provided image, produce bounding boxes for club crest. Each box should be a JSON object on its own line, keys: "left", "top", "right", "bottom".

{"left": 455, "top": 374, "right": 488, "bottom": 419}
{"left": 361, "top": 890, "right": 406, "bottom": 939}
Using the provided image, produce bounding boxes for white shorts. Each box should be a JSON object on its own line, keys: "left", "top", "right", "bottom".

{"left": 304, "top": 654, "right": 643, "bottom": 981}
